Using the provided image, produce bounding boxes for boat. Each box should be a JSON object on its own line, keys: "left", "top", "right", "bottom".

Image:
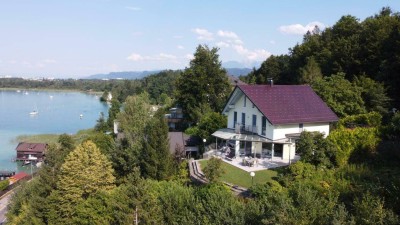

{"left": 80, "top": 114, "right": 83, "bottom": 119}
{"left": 30, "top": 104, "right": 39, "bottom": 115}
{"left": 29, "top": 110, "right": 38, "bottom": 115}
{"left": 23, "top": 160, "right": 31, "bottom": 166}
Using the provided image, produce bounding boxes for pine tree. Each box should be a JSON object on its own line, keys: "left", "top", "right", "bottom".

{"left": 140, "top": 110, "right": 174, "bottom": 180}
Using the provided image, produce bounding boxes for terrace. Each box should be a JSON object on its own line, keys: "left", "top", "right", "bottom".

{"left": 205, "top": 148, "right": 300, "bottom": 172}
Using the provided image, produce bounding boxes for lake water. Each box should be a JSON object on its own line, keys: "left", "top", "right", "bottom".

{"left": 0, "top": 90, "right": 109, "bottom": 172}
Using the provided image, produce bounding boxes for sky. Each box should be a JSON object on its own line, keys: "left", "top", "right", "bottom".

{"left": 1, "top": 0, "right": 400, "bottom": 78}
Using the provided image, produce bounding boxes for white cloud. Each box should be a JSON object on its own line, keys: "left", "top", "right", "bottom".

{"left": 217, "top": 30, "right": 239, "bottom": 39}
{"left": 125, "top": 6, "right": 142, "bottom": 11}
{"left": 216, "top": 41, "right": 230, "bottom": 48}
{"left": 191, "top": 28, "right": 213, "bottom": 40}
{"left": 233, "top": 39, "right": 243, "bottom": 45}
{"left": 158, "top": 53, "right": 177, "bottom": 60}
{"left": 177, "top": 45, "right": 184, "bottom": 50}
{"left": 232, "top": 44, "right": 271, "bottom": 61}
{"left": 127, "top": 53, "right": 144, "bottom": 61}
{"left": 185, "top": 54, "right": 194, "bottom": 60}
{"left": 279, "top": 21, "right": 325, "bottom": 35}
{"left": 127, "top": 52, "right": 178, "bottom": 62}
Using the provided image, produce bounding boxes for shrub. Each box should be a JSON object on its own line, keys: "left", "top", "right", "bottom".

{"left": 0, "top": 179, "right": 9, "bottom": 191}
{"left": 328, "top": 127, "right": 380, "bottom": 167}
{"left": 338, "top": 112, "right": 382, "bottom": 128}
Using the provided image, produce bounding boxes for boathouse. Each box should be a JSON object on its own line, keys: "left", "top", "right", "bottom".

{"left": 15, "top": 142, "right": 47, "bottom": 162}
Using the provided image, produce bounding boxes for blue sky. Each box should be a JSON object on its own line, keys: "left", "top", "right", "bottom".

{"left": 1, "top": 0, "right": 399, "bottom": 78}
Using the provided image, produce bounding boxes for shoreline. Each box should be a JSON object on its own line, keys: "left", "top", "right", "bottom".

{"left": 14, "top": 129, "right": 95, "bottom": 144}
{"left": 0, "top": 87, "right": 103, "bottom": 95}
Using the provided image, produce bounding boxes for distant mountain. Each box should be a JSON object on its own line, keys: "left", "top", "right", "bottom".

{"left": 83, "top": 70, "right": 162, "bottom": 80}
{"left": 83, "top": 67, "right": 253, "bottom": 80}
{"left": 225, "top": 68, "right": 253, "bottom": 77}
{"left": 222, "top": 60, "right": 262, "bottom": 69}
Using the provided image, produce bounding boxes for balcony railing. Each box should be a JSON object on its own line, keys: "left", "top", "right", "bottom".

{"left": 235, "top": 124, "right": 258, "bottom": 134}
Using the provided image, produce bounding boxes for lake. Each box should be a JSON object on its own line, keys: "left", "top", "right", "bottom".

{"left": 0, "top": 89, "right": 109, "bottom": 172}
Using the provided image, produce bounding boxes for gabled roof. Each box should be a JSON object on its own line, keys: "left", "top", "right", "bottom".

{"left": 232, "top": 84, "right": 338, "bottom": 125}
{"left": 16, "top": 142, "right": 47, "bottom": 153}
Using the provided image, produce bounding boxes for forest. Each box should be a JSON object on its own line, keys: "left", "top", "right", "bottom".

{"left": 4, "top": 7, "right": 400, "bottom": 225}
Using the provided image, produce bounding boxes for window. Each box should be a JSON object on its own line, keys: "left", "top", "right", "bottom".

{"left": 252, "top": 115, "right": 257, "bottom": 133}
{"left": 262, "top": 116, "right": 267, "bottom": 135}
{"left": 243, "top": 96, "right": 246, "bottom": 107}
{"left": 299, "top": 123, "right": 304, "bottom": 132}
{"left": 233, "top": 111, "right": 237, "bottom": 127}
{"left": 242, "top": 113, "right": 246, "bottom": 125}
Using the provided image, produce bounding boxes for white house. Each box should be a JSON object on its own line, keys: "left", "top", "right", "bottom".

{"left": 212, "top": 84, "right": 338, "bottom": 161}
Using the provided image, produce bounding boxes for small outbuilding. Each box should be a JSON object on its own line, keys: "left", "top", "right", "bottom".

{"left": 168, "top": 132, "right": 201, "bottom": 158}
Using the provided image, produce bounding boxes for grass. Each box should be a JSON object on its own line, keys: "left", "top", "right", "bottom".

{"left": 15, "top": 129, "right": 97, "bottom": 145}
{"left": 199, "top": 159, "right": 278, "bottom": 188}
{"left": 16, "top": 134, "right": 60, "bottom": 144}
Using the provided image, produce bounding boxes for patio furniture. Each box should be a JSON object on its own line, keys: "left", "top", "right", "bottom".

{"left": 244, "top": 157, "right": 256, "bottom": 167}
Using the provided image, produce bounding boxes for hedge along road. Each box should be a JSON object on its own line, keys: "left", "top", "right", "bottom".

{"left": 0, "top": 190, "right": 13, "bottom": 224}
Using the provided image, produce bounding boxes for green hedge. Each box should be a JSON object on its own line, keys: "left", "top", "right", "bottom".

{"left": 328, "top": 127, "right": 380, "bottom": 167}
{"left": 0, "top": 179, "right": 9, "bottom": 191}
{"left": 338, "top": 112, "right": 382, "bottom": 129}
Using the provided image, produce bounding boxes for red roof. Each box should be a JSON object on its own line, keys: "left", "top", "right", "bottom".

{"left": 16, "top": 142, "right": 47, "bottom": 153}
{"left": 11, "top": 172, "right": 28, "bottom": 181}
{"left": 237, "top": 85, "right": 338, "bottom": 125}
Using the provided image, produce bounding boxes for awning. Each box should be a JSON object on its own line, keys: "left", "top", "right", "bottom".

{"left": 212, "top": 128, "right": 288, "bottom": 144}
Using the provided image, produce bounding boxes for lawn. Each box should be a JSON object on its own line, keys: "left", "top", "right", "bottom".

{"left": 15, "top": 129, "right": 97, "bottom": 145}
{"left": 199, "top": 159, "right": 278, "bottom": 188}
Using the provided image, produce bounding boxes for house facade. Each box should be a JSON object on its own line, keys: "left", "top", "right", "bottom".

{"left": 212, "top": 84, "right": 338, "bottom": 161}
{"left": 165, "top": 107, "right": 184, "bottom": 131}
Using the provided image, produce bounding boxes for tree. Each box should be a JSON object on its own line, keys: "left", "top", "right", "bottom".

{"left": 58, "top": 133, "right": 75, "bottom": 152}
{"left": 94, "top": 112, "right": 108, "bottom": 132}
{"left": 0, "top": 179, "right": 8, "bottom": 191}
{"left": 203, "top": 157, "right": 224, "bottom": 183}
{"left": 107, "top": 98, "right": 121, "bottom": 129}
{"left": 353, "top": 192, "right": 399, "bottom": 225}
{"left": 296, "top": 131, "right": 336, "bottom": 168}
{"left": 140, "top": 110, "right": 174, "bottom": 180}
{"left": 175, "top": 45, "right": 231, "bottom": 124}
{"left": 299, "top": 56, "right": 323, "bottom": 84}
{"left": 246, "top": 54, "right": 291, "bottom": 85}
{"left": 312, "top": 73, "right": 366, "bottom": 117}
{"left": 86, "top": 132, "right": 115, "bottom": 157}
{"left": 48, "top": 141, "right": 115, "bottom": 224}
{"left": 185, "top": 111, "right": 227, "bottom": 141}
{"left": 113, "top": 92, "right": 152, "bottom": 177}
{"left": 353, "top": 75, "right": 391, "bottom": 114}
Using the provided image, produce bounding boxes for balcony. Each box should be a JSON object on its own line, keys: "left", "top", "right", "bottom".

{"left": 235, "top": 124, "right": 258, "bottom": 135}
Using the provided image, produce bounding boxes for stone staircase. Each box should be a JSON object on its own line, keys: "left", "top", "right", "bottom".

{"left": 188, "top": 158, "right": 249, "bottom": 196}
